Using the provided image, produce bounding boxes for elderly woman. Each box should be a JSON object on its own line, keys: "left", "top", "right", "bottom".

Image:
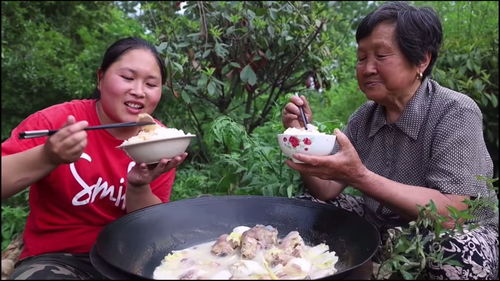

{"left": 282, "top": 2, "right": 498, "bottom": 279}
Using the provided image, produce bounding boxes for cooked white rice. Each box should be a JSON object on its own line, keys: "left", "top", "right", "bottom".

{"left": 121, "top": 126, "right": 193, "bottom": 145}
{"left": 283, "top": 124, "right": 325, "bottom": 135}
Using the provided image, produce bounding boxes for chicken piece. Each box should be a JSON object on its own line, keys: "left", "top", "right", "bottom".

{"left": 240, "top": 236, "right": 259, "bottom": 259}
{"left": 278, "top": 231, "right": 305, "bottom": 257}
{"left": 264, "top": 246, "right": 295, "bottom": 267}
{"left": 211, "top": 234, "right": 238, "bottom": 257}
{"left": 240, "top": 225, "right": 278, "bottom": 259}
{"left": 137, "top": 113, "right": 159, "bottom": 132}
{"left": 244, "top": 225, "right": 278, "bottom": 248}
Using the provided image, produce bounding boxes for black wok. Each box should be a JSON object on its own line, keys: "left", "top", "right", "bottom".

{"left": 90, "top": 195, "right": 380, "bottom": 279}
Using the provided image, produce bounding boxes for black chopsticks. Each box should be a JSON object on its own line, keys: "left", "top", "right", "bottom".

{"left": 295, "top": 93, "right": 309, "bottom": 129}
{"left": 18, "top": 122, "right": 155, "bottom": 139}
{"left": 298, "top": 105, "right": 309, "bottom": 129}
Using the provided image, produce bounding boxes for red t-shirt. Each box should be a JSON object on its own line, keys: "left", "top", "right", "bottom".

{"left": 1, "top": 99, "right": 176, "bottom": 260}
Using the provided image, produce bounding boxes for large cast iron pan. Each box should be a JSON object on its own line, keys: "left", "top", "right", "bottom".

{"left": 90, "top": 195, "right": 380, "bottom": 279}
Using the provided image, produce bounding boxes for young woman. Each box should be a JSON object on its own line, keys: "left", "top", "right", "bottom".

{"left": 1, "top": 37, "right": 188, "bottom": 279}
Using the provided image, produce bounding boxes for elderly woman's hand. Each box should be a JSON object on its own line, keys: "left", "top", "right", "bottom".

{"left": 282, "top": 95, "right": 313, "bottom": 129}
{"left": 285, "top": 129, "right": 369, "bottom": 185}
{"left": 127, "top": 152, "right": 188, "bottom": 188}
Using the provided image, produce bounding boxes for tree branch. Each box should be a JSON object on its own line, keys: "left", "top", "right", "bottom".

{"left": 250, "top": 20, "right": 326, "bottom": 132}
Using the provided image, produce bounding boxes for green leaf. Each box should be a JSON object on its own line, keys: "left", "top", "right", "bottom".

{"left": 286, "top": 184, "right": 294, "bottom": 198}
{"left": 157, "top": 42, "right": 168, "bottom": 53}
{"left": 202, "top": 49, "right": 211, "bottom": 58}
{"left": 187, "top": 32, "right": 202, "bottom": 37}
{"left": 184, "top": 85, "right": 198, "bottom": 94}
{"left": 488, "top": 93, "right": 498, "bottom": 107}
{"left": 466, "top": 60, "right": 473, "bottom": 72}
{"left": 221, "top": 64, "right": 232, "bottom": 76}
{"left": 269, "top": 8, "right": 277, "bottom": 20}
{"left": 197, "top": 75, "right": 208, "bottom": 88}
{"left": 400, "top": 269, "right": 415, "bottom": 280}
{"left": 214, "top": 42, "right": 229, "bottom": 58}
{"left": 180, "top": 91, "right": 191, "bottom": 104}
{"left": 174, "top": 42, "right": 190, "bottom": 48}
{"left": 267, "top": 25, "right": 275, "bottom": 37}
{"left": 393, "top": 255, "right": 411, "bottom": 264}
{"left": 240, "top": 64, "right": 257, "bottom": 86}
{"left": 207, "top": 80, "right": 217, "bottom": 96}
{"left": 172, "top": 62, "right": 183, "bottom": 73}
{"left": 229, "top": 62, "right": 241, "bottom": 68}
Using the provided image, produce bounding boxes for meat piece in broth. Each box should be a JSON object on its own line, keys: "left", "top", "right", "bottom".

{"left": 278, "top": 231, "right": 305, "bottom": 257}
{"left": 153, "top": 225, "right": 340, "bottom": 280}
{"left": 264, "top": 247, "right": 295, "bottom": 267}
{"left": 244, "top": 225, "right": 278, "bottom": 248}
{"left": 240, "top": 225, "right": 278, "bottom": 259}
{"left": 240, "top": 236, "right": 259, "bottom": 259}
{"left": 211, "top": 234, "right": 238, "bottom": 257}
{"left": 265, "top": 231, "right": 305, "bottom": 267}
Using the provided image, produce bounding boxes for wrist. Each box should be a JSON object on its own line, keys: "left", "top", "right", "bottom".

{"left": 40, "top": 144, "right": 61, "bottom": 167}
{"left": 126, "top": 182, "right": 150, "bottom": 193}
{"left": 126, "top": 183, "right": 158, "bottom": 202}
{"left": 352, "top": 167, "right": 373, "bottom": 192}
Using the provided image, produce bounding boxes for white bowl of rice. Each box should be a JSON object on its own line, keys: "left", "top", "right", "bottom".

{"left": 118, "top": 126, "right": 195, "bottom": 164}
{"left": 277, "top": 124, "right": 336, "bottom": 163}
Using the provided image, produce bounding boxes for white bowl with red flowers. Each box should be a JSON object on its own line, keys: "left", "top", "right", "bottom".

{"left": 277, "top": 126, "right": 336, "bottom": 163}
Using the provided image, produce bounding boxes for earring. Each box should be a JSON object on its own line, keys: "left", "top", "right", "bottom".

{"left": 417, "top": 72, "right": 423, "bottom": 80}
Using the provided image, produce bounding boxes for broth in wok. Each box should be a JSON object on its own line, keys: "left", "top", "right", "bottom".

{"left": 91, "top": 196, "right": 380, "bottom": 280}
{"left": 153, "top": 224, "right": 339, "bottom": 280}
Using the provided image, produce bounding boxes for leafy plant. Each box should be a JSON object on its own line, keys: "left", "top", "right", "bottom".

{"left": 1, "top": 1, "right": 150, "bottom": 141}
{"left": 1, "top": 190, "right": 29, "bottom": 251}
{"left": 374, "top": 177, "right": 498, "bottom": 280}
{"left": 427, "top": 0, "right": 499, "bottom": 178}
{"left": 172, "top": 114, "right": 304, "bottom": 199}
{"left": 140, "top": 1, "right": 359, "bottom": 163}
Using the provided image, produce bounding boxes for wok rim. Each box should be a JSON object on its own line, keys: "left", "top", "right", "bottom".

{"left": 93, "top": 195, "right": 381, "bottom": 279}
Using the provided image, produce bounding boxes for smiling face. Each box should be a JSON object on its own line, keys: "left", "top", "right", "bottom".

{"left": 96, "top": 48, "right": 162, "bottom": 124}
{"left": 355, "top": 22, "right": 422, "bottom": 108}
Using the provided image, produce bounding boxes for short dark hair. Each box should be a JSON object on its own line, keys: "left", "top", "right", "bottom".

{"left": 356, "top": 1, "right": 442, "bottom": 78}
{"left": 92, "top": 37, "right": 166, "bottom": 99}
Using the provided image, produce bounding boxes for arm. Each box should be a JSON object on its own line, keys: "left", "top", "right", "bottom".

{"left": 288, "top": 129, "right": 469, "bottom": 226}
{"left": 300, "top": 175, "right": 345, "bottom": 201}
{"left": 351, "top": 168, "right": 468, "bottom": 223}
{"left": 1, "top": 146, "right": 58, "bottom": 199}
{"left": 1, "top": 116, "right": 88, "bottom": 200}
{"left": 125, "top": 153, "right": 188, "bottom": 212}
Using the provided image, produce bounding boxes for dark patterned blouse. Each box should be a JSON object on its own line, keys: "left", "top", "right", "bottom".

{"left": 341, "top": 77, "right": 498, "bottom": 229}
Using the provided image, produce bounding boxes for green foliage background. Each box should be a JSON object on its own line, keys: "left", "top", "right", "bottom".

{"left": 2, "top": 1, "right": 498, "bottom": 266}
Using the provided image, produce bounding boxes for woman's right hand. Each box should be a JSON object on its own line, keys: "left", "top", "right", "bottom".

{"left": 44, "top": 115, "right": 88, "bottom": 165}
{"left": 282, "top": 94, "right": 313, "bottom": 129}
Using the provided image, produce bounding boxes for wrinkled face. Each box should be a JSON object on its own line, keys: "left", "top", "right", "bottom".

{"left": 356, "top": 22, "right": 419, "bottom": 105}
{"left": 97, "top": 48, "right": 162, "bottom": 123}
